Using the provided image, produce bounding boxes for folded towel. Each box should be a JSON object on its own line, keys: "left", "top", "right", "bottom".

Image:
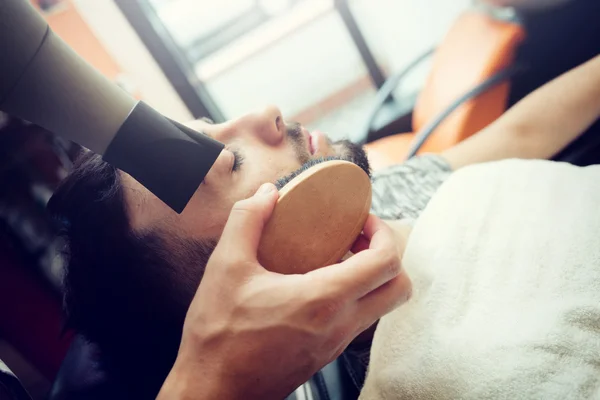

{"left": 360, "top": 159, "right": 600, "bottom": 400}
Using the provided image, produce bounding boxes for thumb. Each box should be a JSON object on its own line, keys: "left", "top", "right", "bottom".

{"left": 218, "top": 183, "right": 279, "bottom": 265}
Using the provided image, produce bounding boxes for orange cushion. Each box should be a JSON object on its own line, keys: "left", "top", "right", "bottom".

{"left": 366, "top": 133, "right": 415, "bottom": 171}
{"left": 413, "top": 12, "right": 525, "bottom": 142}
{"left": 366, "top": 131, "right": 460, "bottom": 171}
{"left": 366, "top": 11, "right": 526, "bottom": 172}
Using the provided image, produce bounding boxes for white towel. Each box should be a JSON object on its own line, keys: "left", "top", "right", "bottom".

{"left": 360, "top": 159, "right": 600, "bottom": 400}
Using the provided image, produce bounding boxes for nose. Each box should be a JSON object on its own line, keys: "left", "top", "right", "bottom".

{"left": 253, "top": 105, "right": 285, "bottom": 145}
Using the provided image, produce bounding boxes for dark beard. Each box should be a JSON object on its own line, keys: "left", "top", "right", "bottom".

{"left": 280, "top": 122, "right": 371, "bottom": 190}
{"left": 331, "top": 139, "right": 371, "bottom": 178}
{"left": 275, "top": 139, "right": 371, "bottom": 191}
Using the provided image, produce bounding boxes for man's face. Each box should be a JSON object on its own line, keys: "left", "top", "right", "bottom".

{"left": 124, "top": 106, "right": 369, "bottom": 240}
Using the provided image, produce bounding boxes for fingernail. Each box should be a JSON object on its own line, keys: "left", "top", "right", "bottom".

{"left": 257, "top": 183, "right": 275, "bottom": 195}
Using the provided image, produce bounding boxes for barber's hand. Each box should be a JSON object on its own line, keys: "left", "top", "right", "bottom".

{"left": 158, "top": 183, "right": 412, "bottom": 400}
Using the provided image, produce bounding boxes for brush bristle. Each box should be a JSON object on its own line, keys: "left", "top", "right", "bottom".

{"left": 275, "top": 156, "right": 350, "bottom": 190}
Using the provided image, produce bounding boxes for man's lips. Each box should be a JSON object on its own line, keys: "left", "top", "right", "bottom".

{"left": 301, "top": 126, "right": 323, "bottom": 156}
{"left": 310, "top": 130, "right": 322, "bottom": 155}
{"left": 301, "top": 126, "right": 315, "bottom": 155}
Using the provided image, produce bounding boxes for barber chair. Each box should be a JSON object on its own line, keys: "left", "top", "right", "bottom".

{"left": 364, "top": 8, "right": 526, "bottom": 171}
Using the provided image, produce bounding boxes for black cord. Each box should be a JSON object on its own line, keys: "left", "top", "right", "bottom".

{"left": 405, "top": 64, "right": 525, "bottom": 160}
{"left": 357, "top": 48, "right": 436, "bottom": 145}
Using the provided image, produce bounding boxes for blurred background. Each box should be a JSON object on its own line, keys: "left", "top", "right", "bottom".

{"left": 1, "top": 0, "right": 599, "bottom": 398}
{"left": 43, "top": 0, "right": 474, "bottom": 141}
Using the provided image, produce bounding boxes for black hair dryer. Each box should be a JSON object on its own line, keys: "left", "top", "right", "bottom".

{"left": 0, "top": 0, "right": 224, "bottom": 213}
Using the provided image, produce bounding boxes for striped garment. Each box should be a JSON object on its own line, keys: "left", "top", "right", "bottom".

{"left": 370, "top": 154, "right": 453, "bottom": 221}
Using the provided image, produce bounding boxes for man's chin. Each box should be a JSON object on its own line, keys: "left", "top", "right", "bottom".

{"left": 332, "top": 140, "right": 371, "bottom": 178}
{"left": 278, "top": 138, "right": 371, "bottom": 191}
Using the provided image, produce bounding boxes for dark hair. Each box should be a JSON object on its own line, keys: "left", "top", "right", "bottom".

{"left": 48, "top": 151, "right": 215, "bottom": 398}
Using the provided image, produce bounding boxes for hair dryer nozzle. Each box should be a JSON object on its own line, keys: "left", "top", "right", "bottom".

{"left": 104, "top": 101, "right": 224, "bottom": 213}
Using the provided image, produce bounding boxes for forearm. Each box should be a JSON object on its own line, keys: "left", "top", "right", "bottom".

{"left": 443, "top": 54, "right": 600, "bottom": 169}
{"left": 497, "top": 54, "right": 600, "bottom": 158}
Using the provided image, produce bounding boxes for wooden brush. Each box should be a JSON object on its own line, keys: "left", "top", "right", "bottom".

{"left": 258, "top": 160, "right": 371, "bottom": 274}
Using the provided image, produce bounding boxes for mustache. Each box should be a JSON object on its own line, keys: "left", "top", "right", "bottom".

{"left": 285, "top": 121, "right": 303, "bottom": 141}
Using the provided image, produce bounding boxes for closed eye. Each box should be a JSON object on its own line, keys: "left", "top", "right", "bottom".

{"left": 231, "top": 149, "right": 245, "bottom": 172}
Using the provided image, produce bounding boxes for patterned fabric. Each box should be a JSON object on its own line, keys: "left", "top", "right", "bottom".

{"left": 343, "top": 154, "right": 454, "bottom": 391}
{"left": 370, "top": 154, "right": 453, "bottom": 220}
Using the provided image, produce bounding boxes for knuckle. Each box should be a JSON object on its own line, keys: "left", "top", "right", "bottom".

{"left": 381, "top": 248, "right": 401, "bottom": 276}
{"left": 391, "top": 273, "right": 413, "bottom": 306}
{"left": 305, "top": 293, "right": 343, "bottom": 327}
{"left": 371, "top": 274, "right": 413, "bottom": 317}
